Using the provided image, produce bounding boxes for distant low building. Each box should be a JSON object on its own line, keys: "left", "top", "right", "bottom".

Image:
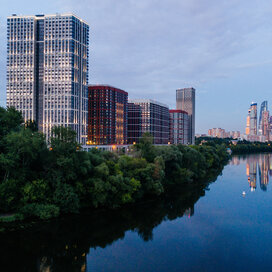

{"left": 208, "top": 128, "right": 240, "bottom": 139}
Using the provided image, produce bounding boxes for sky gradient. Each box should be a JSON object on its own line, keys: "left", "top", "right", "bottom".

{"left": 0, "top": 0, "right": 271, "bottom": 133}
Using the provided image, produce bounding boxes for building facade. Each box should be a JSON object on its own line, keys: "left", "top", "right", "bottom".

{"left": 250, "top": 102, "right": 258, "bottom": 136}
{"left": 127, "top": 103, "right": 142, "bottom": 144}
{"left": 207, "top": 128, "right": 240, "bottom": 139}
{"left": 259, "top": 101, "right": 270, "bottom": 141}
{"left": 88, "top": 85, "right": 128, "bottom": 145}
{"left": 7, "top": 14, "right": 89, "bottom": 144}
{"left": 176, "top": 88, "right": 195, "bottom": 144}
{"left": 128, "top": 99, "right": 169, "bottom": 144}
{"left": 169, "top": 110, "right": 189, "bottom": 144}
{"left": 245, "top": 102, "right": 258, "bottom": 141}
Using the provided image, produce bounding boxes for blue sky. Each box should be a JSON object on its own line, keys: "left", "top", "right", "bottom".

{"left": 0, "top": 0, "right": 271, "bottom": 133}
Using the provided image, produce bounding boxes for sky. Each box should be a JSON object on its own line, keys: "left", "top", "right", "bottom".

{"left": 0, "top": 0, "right": 272, "bottom": 134}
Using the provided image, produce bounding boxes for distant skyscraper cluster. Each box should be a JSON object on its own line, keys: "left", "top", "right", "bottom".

{"left": 245, "top": 101, "right": 270, "bottom": 142}
{"left": 6, "top": 13, "right": 196, "bottom": 147}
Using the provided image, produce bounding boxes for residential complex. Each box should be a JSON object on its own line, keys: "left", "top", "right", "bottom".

{"left": 5, "top": 14, "right": 195, "bottom": 147}
{"left": 176, "top": 88, "right": 195, "bottom": 144}
{"left": 87, "top": 85, "right": 128, "bottom": 145}
{"left": 128, "top": 99, "right": 169, "bottom": 144}
{"left": 208, "top": 128, "right": 240, "bottom": 139}
{"left": 6, "top": 14, "right": 89, "bottom": 144}
{"left": 169, "top": 110, "right": 189, "bottom": 144}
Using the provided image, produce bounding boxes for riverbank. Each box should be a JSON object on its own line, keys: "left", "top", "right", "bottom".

{"left": 231, "top": 143, "right": 272, "bottom": 154}
{"left": 196, "top": 136, "right": 272, "bottom": 155}
{"left": 0, "top": 107, "right": 229, "bottom": 230}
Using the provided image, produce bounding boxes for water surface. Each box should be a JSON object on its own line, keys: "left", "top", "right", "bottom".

{"left": 1, "top": 153, "right": 272, "bottom": 272}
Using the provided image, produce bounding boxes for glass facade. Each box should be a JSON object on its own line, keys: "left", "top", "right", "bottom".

{"left": 88, "top": 85, "right": 128, "bottom": 145}
{"left": 169, "top": 110, "right": 189, "bottom": 144}
{"left": 176, "top": 88, "right": 195, "bottom": 144}
{"left": 127, "top": 103, "right": 142, "bottom": 144}
{"left": 259, "top": 101, "right": 270, "bottom": 141}
{"left": 128, "top": 99, "right": 169, "bottom": 144}
{"left": 7, "top": 14, "right": 89, "bottom": 144}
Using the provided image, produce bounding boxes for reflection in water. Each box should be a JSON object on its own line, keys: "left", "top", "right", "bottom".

{"left": 0, "top": 169, "right": 222, "bottom": 272}
{"left": 243, "top": 153, "right": 272, "bottom": 191}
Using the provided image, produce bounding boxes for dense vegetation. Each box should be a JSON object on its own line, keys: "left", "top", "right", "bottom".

{"left": 195, "top": 136, "right": 233, "bottom": 146}
{"left": 230, "top": 141, "right": 272, "bottom": 154}
{"left": 0, "top": 107, "right": 229, "bottom": 224}
{"left": 196, "top": 136, "right": 272, "bottom": 154}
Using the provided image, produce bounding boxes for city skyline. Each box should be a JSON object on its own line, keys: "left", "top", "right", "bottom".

{"left": 0, "top": 0, "right": 272, "bottom": 134}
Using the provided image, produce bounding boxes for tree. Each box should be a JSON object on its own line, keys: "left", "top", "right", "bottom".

{"left": 136, "top": 132, "right": 156, "bottom": 162}
{"left": 25, "top": 120, "right": 38, "bottom": 132}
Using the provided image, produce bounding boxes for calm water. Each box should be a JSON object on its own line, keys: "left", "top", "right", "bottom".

{"left": 1, "top": 153, "right": 272, "bottom": 272}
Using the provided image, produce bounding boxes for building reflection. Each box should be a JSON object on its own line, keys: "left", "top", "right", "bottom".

{"left": 246, "top": 157, "right": 257, "bottom": 191}
{"left": 244, "top": 153, "right": 272, "bottom": 191}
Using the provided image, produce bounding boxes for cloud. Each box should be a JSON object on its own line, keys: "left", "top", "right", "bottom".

{"left": 0, "top": 0, "right": 272, "bottom": 130}
{"left": 50, "top": 0, "right": 272, "bottom": 97}
{"left": 236, "top": 60, "right": 272, "bottom": 70}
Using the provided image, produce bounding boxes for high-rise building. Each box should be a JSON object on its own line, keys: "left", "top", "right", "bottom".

{"left": 128, "top": 99, "right": 169, "bottom": 144}
{"left": 245, "top": 102, "right": 258, "bottom": 140}
{"left": 250, "top": 103, "right": 258, "bottom": 136}
{"left": 6, "top": 14, "right": 89, "bottom": 144}
{"left": 127, "top": 103, "right": 142, "bottom": 144}
{"left": 259, "top": 101, "right": 270, "bottom": 141}
{"left": 176, "top": 88, "right": 195, "bottom": 144}
{"left": 169, "top": 110, "right": 189, "bottom": 144}
{"left": 88, "top": 85, "right": 128, "bottom": 145}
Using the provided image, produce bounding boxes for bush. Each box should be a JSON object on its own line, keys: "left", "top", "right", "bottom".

{"left": 53, "top": 183, "right": 79, "bottom": 214}
{"left": 20, "top": 203, "right": 60, "bottom": 220}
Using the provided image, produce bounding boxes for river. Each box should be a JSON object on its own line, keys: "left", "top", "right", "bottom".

{"left": 1, "top": 153, "right": 272, "bottom": 271}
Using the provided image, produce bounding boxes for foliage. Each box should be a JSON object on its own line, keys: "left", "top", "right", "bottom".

{"left": 20, "top": 204, "right": 60, "bottom": 220}
{"left": 0, "top": 107, "right": 229, "bottom": 223}
{"left": 231, "top": 142, "right": 272, "bottom": 154}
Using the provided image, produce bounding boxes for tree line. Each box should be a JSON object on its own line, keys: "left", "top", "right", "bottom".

{"left": 0, "top": 107, "right": 229, "bottom": 223}
{"left": 196, "top": 136, "right": 272, "bottom": 154}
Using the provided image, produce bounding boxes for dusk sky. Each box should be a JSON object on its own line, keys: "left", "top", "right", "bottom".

{"left": 0, "top": 0, "right": 271, "bottom": 133}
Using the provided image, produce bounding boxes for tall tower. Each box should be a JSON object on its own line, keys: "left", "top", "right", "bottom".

{"left": 259, "top": 101, "right": 269, "bottom": 140}
{"left": 246, "top": 110, "right": 251, "bottom": 135}
{"left": 249, "top": 102, "right": 257, "bottom": 136}
{"left": 6, "top": 14, "right": 89, "bottom": 144}
{"left": 176, "top": 88, "right": 195, "bottom": 144}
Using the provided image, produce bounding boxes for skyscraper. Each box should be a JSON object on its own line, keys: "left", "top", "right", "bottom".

{"left": 246, "top": 102, "right": 257, "bottom": 137}
{"left": 176, "top": 88, "right": 195, "bottom": 144}
{"left": 259, "top": 101, "right": 269, "bottom": 141}
{"left": 7, "top": 14, "right": 89, "bottom": 144}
